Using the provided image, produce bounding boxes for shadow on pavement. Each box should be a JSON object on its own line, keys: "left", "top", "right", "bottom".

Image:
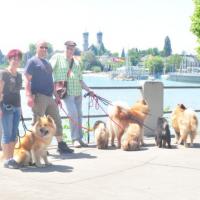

{"left": 20, "top": 164, "right": 73, "bottom": 173}
{"left": 49, "top": 152, "right": 97, "bottom": 160}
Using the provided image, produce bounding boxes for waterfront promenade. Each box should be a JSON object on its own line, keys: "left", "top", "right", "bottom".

{"left": 1, "top": 136, "right": 200, "bottom": 200}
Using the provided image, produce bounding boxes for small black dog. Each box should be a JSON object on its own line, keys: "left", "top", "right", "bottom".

{"left": 155, "top": 117, "right": 171, "bottom": 148}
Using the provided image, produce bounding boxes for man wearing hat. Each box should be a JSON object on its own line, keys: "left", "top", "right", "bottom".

{"left": 50, "top": 41, "right": 94, "bottom": 148}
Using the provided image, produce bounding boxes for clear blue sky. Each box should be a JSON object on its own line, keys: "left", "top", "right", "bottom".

{"left": 0, "top": 0, "right": 196, "bottom": 55}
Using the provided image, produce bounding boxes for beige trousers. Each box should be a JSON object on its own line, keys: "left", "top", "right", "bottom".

{"left": 32, "top": 93, "right": 62, "bottom": 136}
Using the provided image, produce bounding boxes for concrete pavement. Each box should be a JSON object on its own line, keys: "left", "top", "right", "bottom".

{"left": 1, "top": 136, "right": 200, "bottom": 200}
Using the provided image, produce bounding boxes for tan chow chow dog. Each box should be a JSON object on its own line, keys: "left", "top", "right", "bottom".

{"left": 121, "top": 123, "right": 141, "bottom": 151}
{"left": 107, "top": 99, "right": 149, "bottom": 149}
{"left": 171, "top": 104, "right": 198, "bottom": 147}
{"left": 93, "top": 120, "right": 109, "bottom": 149}
{"left": 14, "top": 115, "right": 56, "bottom": 167}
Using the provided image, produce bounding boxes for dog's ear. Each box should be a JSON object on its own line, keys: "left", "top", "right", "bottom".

{"left": 47, "top": 115, "right": 54, "bottom": 124}
{"left": 36, "top": 115, "right": 42, "bottom": 123}
{"left": 180, "top": 104, "right": 186, "bottom": 110}
{"left": 93, "top": 120, "right": 102, "bottom": 129}
{"left": 142, "top": 99, "right": 147, "bottom": 105}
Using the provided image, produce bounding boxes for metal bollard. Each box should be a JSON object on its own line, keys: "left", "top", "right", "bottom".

{"left": 142, "top": 81, "right": 164, "bottom": 136}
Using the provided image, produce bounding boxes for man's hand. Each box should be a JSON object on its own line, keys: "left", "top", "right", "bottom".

{"left": 27, "top": 95, "right": 35, "bottom": 108}
{"left": 55, "top": 95, "right": 62, "bottom": 105}
{"left": 88, "top": 90, "right": 95, "bottom": 97}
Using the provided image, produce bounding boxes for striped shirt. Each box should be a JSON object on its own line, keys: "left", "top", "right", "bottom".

{"left": 50, "top": 53, "right": 83, "bottom": 96}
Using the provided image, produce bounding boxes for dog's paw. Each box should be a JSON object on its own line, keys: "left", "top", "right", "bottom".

{"left": 184, "top": 143, "right": 189, "bottom": 148}
{"left": 35, "top": 163, "right": 45, "bottom": 168}
{"left": 111, "top": 143, "right": 116, "bottom": 147}
{"left": 141, "top": 142, "right": 146, "bottom": 147}
{"left": 189, "top": 143, "right": 194, "bottom": 148}
{"left": 45, "top": 162, "right": 52, "bottom": 166}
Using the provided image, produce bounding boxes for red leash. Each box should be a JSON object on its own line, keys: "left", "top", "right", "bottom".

{"left": 89, "top": 95, "right": 125, "bottom": 131}
{"left": 58, "top": 102, "right": 92, "bottom": 132}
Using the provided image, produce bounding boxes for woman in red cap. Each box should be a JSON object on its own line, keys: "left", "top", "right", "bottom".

{"left": 0, "top": 49, "right": 22, "bottom": 169}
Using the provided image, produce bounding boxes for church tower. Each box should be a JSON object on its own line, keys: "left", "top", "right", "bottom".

{"left": 83, "top": 32, "right": 89, "bottom": 51}
{"left": 97, "top": 31, "right": 103, "bottom": 45}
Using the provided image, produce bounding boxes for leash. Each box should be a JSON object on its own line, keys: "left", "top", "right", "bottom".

{"left": 15, "top": 113, "right": 31, "bottom": 149}
{"left": 87, "top": 95, "right": 92, "bottom": 143}
{"left": 84, "top": 92, "right": 125, "bottom": 131}
{"left": 58, "top": 102, "right": 92, "bottom": 132}
{"left": 84, "top": 92, "right": 155, "bottom": 133}
{"left": 20, "top": 114, "right": 32, "bottom": 134}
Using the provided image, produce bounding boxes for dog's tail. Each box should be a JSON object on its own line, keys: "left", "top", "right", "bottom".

{"left": 190, "top": 115, "right": 198, "bottom": 133}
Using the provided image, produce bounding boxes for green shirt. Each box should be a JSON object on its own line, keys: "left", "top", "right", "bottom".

{"left": 50, "top": 53, "right": 83, "bottom": 96}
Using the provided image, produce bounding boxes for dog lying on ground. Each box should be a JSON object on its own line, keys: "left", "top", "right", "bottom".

{"left": 93, "top": 120, "right": 109, "bottom": 149}
{"left": 171, "top": 104, "right": 198, "bottom": 147}
{"left": 155, "top": 117, "right": 171, "bottom": 148}
{"left": 14, "top": 115, "right": 56, "bottom": 167}
{"left": 107, "top": 99, "right": 149, "bottom": 149}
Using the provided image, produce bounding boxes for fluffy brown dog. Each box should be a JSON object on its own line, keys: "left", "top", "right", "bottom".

{"left": 93, "top": 120, "right": 109, "bottom": 149}
{"left": 171, "top": 104, "right": 198, "bottom": 147}
{"left": 121, "top": 123, "right": 141, "bottom": 151}
{"left": 107, "top": 99, "right": 149, "bottom": 148}
{"left": 14, "top": 115, "right": 56, "bottom": 167}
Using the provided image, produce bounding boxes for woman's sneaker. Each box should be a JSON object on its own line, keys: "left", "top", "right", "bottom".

{"left": 4, "top": 159, "right": 20, "bottom": 169}
{"left": 79, "top": 140, "right": 88, "bottom": 147}
{"left": 73, "top": 140, "right": 81, "bottom": 148}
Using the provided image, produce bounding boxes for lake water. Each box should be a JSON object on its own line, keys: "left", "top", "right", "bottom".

{"left": 19, "top": 74, "right": 200, "bottom": 142}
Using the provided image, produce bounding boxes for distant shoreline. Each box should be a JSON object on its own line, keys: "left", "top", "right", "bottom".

{"left": 83, "top": 71, "right": 110, "bottom": 78}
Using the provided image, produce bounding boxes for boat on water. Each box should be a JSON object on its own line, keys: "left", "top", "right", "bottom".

{"left": 110, "top": 65, "right": 149, "bottom": 81}
{"left": 168, "top": 72, "right": 200, "bottom": 83}
{"left": 161, "top": 74, "right": 169, "bottom": 80}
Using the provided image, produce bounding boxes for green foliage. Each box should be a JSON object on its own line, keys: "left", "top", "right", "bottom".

{"left": 0, "top": 50, "right": 5, "bottom": 64}
{"left": 121, "top": 48, "right": 125, "bottom": 58}
{"left": 0, "top": 63, "right": 7, "bottom": 69}
{"left": 146, "top": 48, "right": 160, "bottom": 56}
{"left": 128, "top": 48, "right": 140, "bottom": 66}
{"left": 81, "top": 51, "right": 102, "bottom": 70}
{"left": 62, "top": 119, "right": 71, "bottom": 143}
{"left": 29, "top": 43, "right": 36, "bottom": 55}
{"left": 191, "top": 0, "right": 200, "bottom": 40}
{"left": 145, "top": 56, "right": 164, "bottom": 74}
{"left": 47, "top": 43, "right": 54, "bottom": 59}
{"left": 91, "top": 66, "right": 102, "bottom": 72}
{"left": 164, "top": 106, "right": 171, "bottom": 113}
{"left": 62, "top": 119, "right": 91, "bottom": 143}
{"left": 163, "top": 36, "right": 172, "bottom": 57}
{"left": 165, "top": 54, "right": 182, "bottom": 73}
{"left": 112, "top": 52, "right": 119, "bottom": 57}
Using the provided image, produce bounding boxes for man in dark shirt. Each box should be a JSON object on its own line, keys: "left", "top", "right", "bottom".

{"left": 24, "top": 41, "right": 73, "bottom": 154}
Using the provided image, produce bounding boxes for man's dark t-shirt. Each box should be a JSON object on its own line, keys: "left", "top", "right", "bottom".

{"left": 24, "top": 56, "right": 54, "bottom": 96}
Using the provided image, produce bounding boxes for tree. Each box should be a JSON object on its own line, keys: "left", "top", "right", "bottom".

{"left": 163, "top": 36, "right": 172, "bottom": 57}
{"left": 145, "top": 56, "right": 164, "bottom": 76}
{"left": 165, "top": 54, "right": 182, "bottom": 73}
{"left": 191, "top": 0, "right": 200, "bottom": 58}
{"left": 128, "top": 48, "right": 140, "bottom": 66}
{"left": 47, "top": 43, "right": 53, "bottom": 59}
{"left": 29, "top": 43, "right": 36, "bottom": 56}
{"left": 112, "top": 52, "right": 119, "bottom": 57}
{"left": 0, "top": 49, "right": 5, "bottom": 64}
{"left": 146, "top": 48, "right": 160, "bottom": 56}
{"left": 121, "top": 48, "right": 125, "bottom": 58}
{"left": 81, "top": 51, "right": 103, "bottom": 71}
{"left": 74, "top": 47, "right": 81, "bottom": 56}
